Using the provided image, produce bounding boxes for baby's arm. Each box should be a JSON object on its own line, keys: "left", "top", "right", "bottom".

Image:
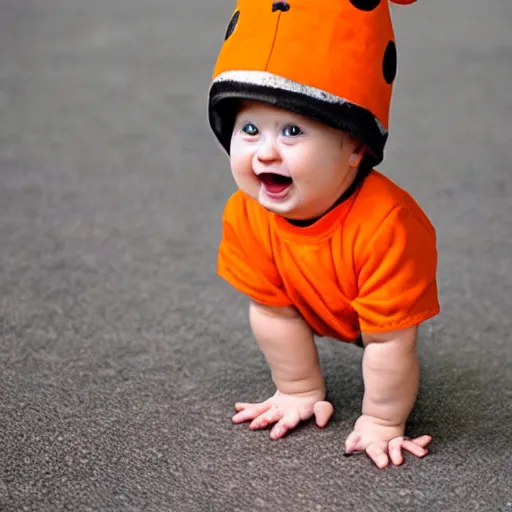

{"left": 250, "top": 301, "right": 324, "bottom": 396}
{"left": 362, "top": 326, "right": 420, "bottom": 428}
{"left": 344, "top": 326, "right": 431, "bottom": 467}
{"left": 232, "top": 301, "right": 334, "bottom": 439}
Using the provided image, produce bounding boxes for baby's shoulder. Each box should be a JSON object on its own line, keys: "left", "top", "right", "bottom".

{"left": 349, "top": 170, "right": 436, "bottom": 237}
{"left": 222, "top": 190, "right": 273, "bottom": 243}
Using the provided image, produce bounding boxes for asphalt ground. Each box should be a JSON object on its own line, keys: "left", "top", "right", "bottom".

{"left": 1, "top": 0, "right": 511, "bottom": 510}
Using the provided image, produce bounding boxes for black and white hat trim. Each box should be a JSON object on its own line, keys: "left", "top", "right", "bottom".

{"left": 208, "top": 70, "right": 388, "bottom": 164}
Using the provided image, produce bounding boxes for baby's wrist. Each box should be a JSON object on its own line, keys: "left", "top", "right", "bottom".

{"left": 274, "top": 375, "right": 326, "bottom": 399}
{"left": 362, "top": 395, "right": 414, "bottom": 428}
{"left": 353, "top": 414, "right": 406, "bottom": 440}
{"left": 358, "top": 413, "right": 405, "bottom": 430}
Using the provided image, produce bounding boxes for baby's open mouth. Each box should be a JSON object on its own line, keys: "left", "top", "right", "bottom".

{"left": 258, "top": 172, "right": 293, "bottom": 194}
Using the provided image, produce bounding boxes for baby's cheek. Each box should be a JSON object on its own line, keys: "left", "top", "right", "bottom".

{"left": 292, "top": 158, "right": 335, "bottom": 188}
{"left": 231, "top": 157, "right": 255, "bottom": 181}
{"left": 230, "top": 160, "right": 260, "bottom": 197}
{"left": 288, "top": 153, "right": 317, "bottom": 179}
{"left": 230, "top": 144, "right": 251, "bottom": 173}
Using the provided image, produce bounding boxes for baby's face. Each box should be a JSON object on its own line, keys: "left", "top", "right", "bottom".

{"left": 230, "top": 100, "right": 361, "bottom": 221}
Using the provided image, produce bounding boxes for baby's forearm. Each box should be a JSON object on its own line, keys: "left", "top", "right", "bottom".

{"left": 361, "top": 328, "right": 419, "bottom": 427}
{"left": 249, "top": 301, "right": 325, "bottom": 397}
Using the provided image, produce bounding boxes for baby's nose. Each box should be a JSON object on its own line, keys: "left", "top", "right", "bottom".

{"left": 256, "top": 137, "right": 280, "bottom": 162}
{"left": 272, "top": 1, "right": 290, "bottom": 13}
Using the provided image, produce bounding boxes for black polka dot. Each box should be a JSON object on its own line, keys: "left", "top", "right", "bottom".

{"left": 383, "top": 41, "right": 397, "bottom": 84}
{"left": 224, "top": 10, "right": 239, "bottom": 40}
{"left": 272, "top": 1, "right": 291, "bottom": 12}
{"left": 349, "top": 0, "right": 381, "bottom": 11}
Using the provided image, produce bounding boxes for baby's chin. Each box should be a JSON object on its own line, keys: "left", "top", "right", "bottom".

{"left": 261, "top": 197, "right": 338, "bottom": 223}
{"left": 257, "top": 195, "right": 315, "bottom": 220}
{"left": 257, "top": 189, "right": 299, "bottom": 215}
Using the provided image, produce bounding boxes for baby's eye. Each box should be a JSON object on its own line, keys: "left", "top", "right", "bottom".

{"left": 241, "top": 122, "right": 259, "bottom": 136}
{"left": 282, "top": 125, "right": 303, "bottom": 137}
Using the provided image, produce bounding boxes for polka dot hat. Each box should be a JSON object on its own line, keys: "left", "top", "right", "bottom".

{"left": 208, "top": 0, "right": 416, "bottom": 166}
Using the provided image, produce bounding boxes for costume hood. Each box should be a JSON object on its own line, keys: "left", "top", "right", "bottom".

{"left": 208, "top": 0, "right": 416, "bottom": 166}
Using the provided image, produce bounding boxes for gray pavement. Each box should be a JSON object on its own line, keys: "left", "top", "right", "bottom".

{"left": 1, "top": 0, "right": 511, "bottom": 510}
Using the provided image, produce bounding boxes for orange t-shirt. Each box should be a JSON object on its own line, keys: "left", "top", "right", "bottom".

{"left": 217, "top": 170, "right": 440, "bottom": 342}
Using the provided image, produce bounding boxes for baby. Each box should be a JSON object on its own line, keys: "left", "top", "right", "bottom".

{"left": 207, "top": 0, "right": 439, "bottom": 469}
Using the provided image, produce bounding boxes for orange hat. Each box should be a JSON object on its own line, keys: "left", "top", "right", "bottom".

{"left": 208, "top": 0, "right": 416, "bottom": 166}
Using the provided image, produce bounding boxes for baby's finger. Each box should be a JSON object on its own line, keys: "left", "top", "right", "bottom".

{"left": 388, "top": 437, "right": 405, "bottom": 466}
{"left": 313, "top": 401, "right": 334, "bottom": 428}
{"left": 366, "top": 443, "right": 389, "bottom": 469}
{"left": 344, "top": 431, "right": 362, "bottom": 454}
{"left": 402, "top": 438, "right": 429, "bottom": 458}
{"left": 410, "top": 435, "right": 432, "bottom": 448}
{"left": 232, "top": 402, "right": 271, "bottom": 423}
{"left": 270, "top": 410, "right": 301, "bottom": 440}
{"left": 234, "top": 401, "right": 267, "bottom": 412}
{"left": 249, "top": 405, "right": 282, "bottom": 430}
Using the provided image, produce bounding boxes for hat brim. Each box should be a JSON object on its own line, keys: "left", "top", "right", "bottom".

{"left": 208, "top": 70, "right": 387, "bottom": 165}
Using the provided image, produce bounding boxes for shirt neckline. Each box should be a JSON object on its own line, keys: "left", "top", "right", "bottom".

{"left": 271, "top": 191, "right": 358, "bottom": 242}
{"left": 270, "top": 170, "right": 368, "bottom": 242}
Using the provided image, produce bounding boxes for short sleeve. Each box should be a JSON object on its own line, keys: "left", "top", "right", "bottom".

{"left": 351, "top": 206, "right": 440, "bottom": 332}
{"left": 217, "top": 193, "right": 292, "bottom": 307}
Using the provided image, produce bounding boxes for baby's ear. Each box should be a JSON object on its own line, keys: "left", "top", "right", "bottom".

{"left": 348, "top": 145, "right": 367, "bottom": 169}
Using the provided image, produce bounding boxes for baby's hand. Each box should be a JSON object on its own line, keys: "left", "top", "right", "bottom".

{"left": 232, "top": 390, "right": 334, "bottom": 440}
{"left": 344, "top": 414, "right": 432, "bottom": 469}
